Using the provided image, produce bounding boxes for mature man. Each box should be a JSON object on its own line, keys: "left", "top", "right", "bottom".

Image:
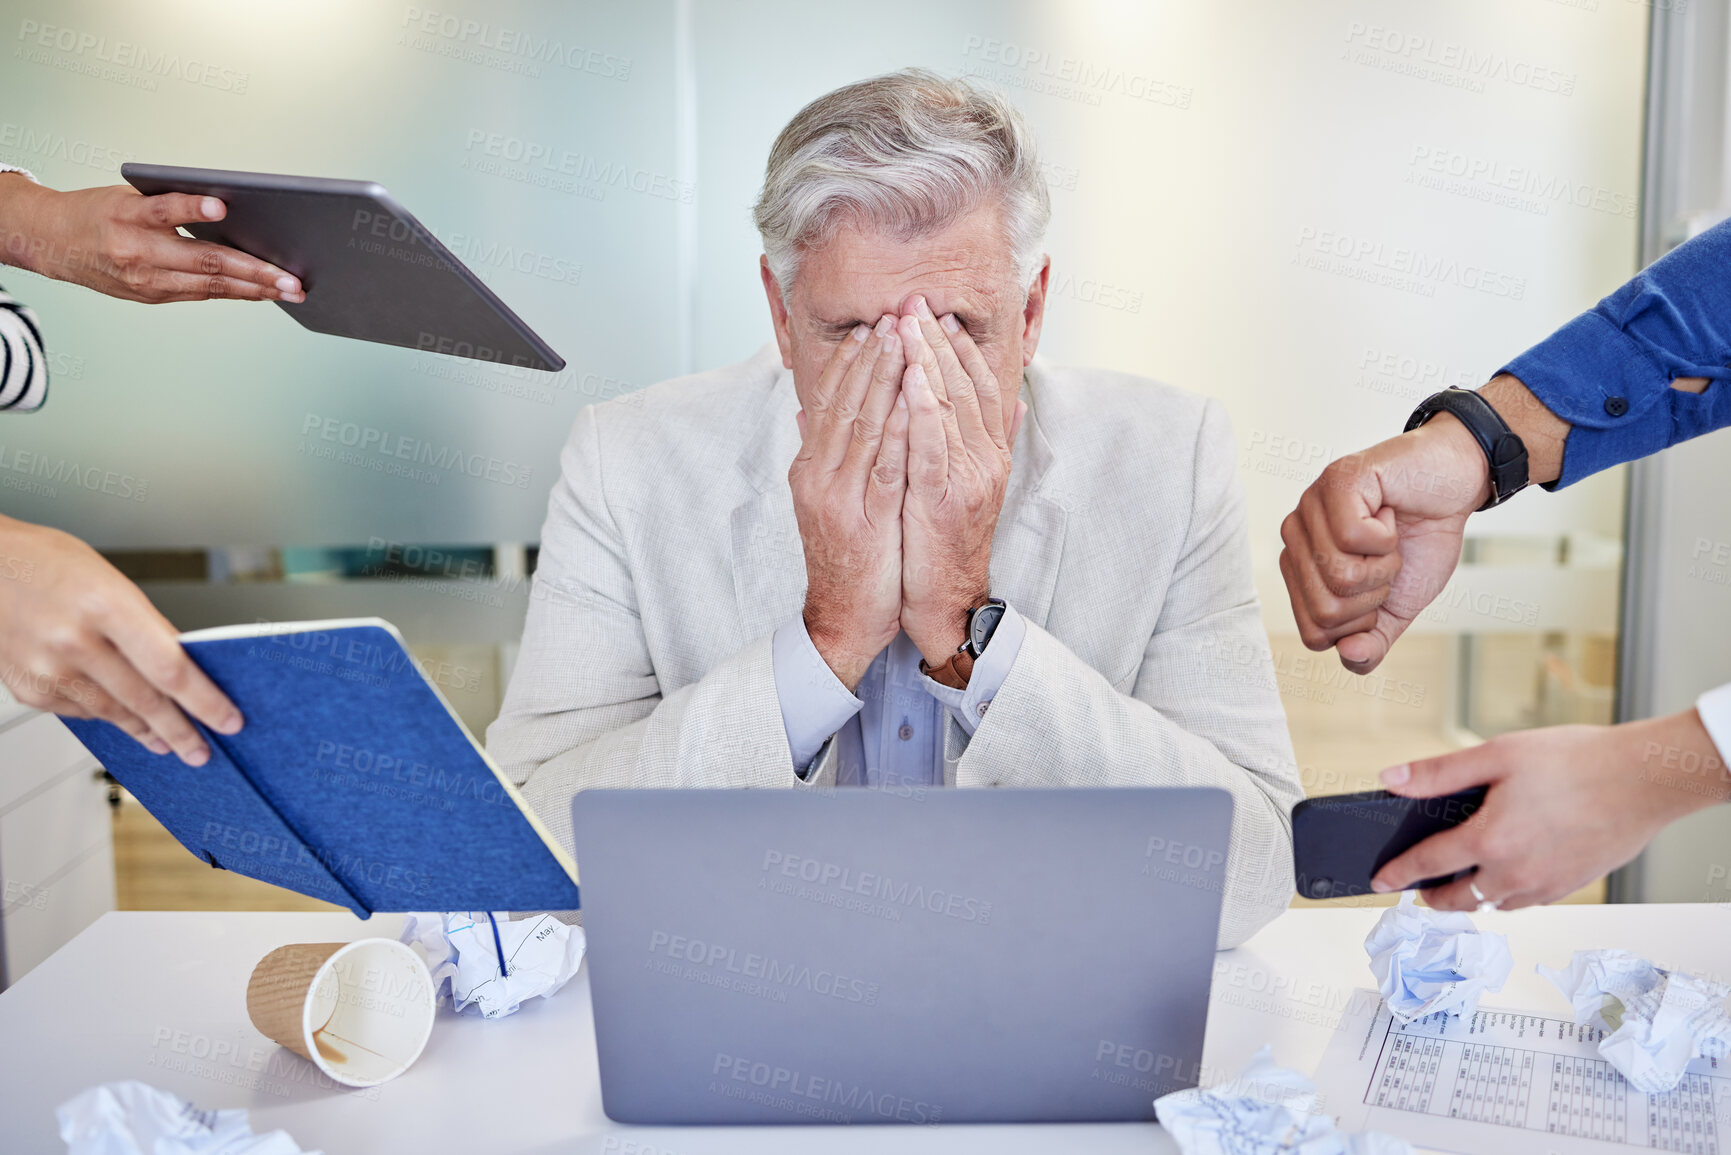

{"left": 487, "top": 69, "right": 1300, "bottom": 946}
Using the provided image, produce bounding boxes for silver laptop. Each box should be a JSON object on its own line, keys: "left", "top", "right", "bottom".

{"left": 571, "top": 787, "right": 1232, "bottom": 1125}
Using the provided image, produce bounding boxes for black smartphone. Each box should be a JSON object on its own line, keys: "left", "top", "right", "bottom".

{"left": 1291, "top": 787, "right": 1488, "bottom": 900}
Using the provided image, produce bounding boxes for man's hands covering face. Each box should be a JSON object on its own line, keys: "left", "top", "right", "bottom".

{"left": 790, "top": 316, "right": 911, "bottom": 689}
{"left": 896, "top": 295, "right": 1024, "bottom": 668}
{"left": 791, "top": 297, "right": 1025, "bottom": 689}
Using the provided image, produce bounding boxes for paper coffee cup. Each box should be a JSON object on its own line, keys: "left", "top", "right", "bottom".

{"left": 246, "top": 938, "right": 435, "bottom": 1088}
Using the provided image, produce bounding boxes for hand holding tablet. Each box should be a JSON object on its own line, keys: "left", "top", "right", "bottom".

{"left": 0, "top": 173, "right": 302, "bottom": 303}
{"left": 122, "top": 163, "right": 564, "bottom": 370}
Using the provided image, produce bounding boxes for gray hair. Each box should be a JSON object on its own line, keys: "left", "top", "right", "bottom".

{"left": 753, "top": 68, "right": 1051, "bottom": 300}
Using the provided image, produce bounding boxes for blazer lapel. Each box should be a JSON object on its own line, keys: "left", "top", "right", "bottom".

{"left": 730, "top": 364, "right": 809, "bottom": 645}
{"left": 947, "top": 367, "right": 1069, "bottom": 779}
{"left": 989, "top": 367, "right": 1068, "bottom": 630}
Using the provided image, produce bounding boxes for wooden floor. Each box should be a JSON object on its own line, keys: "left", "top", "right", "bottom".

{"left": 114, "top": 796, "right": 341, "bottom": 912}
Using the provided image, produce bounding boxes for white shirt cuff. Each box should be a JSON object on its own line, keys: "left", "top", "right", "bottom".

{"left": 919, "top": 602, "right": 1027, "bottom": 737}
{"left": 1697, "top": 682, "right": 1731, "bottom": 767}
{"left": 771, "top": 612, "right": 863, "bottom": 776}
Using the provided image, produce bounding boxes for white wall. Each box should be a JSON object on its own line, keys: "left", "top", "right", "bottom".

{"left": 0, "top": 0, "right": 1645, "bottom": 565}
{"left": 687, "top": 0, "right": 1646, "bottom": 611}
{"left": 1620, "top": 0, "right": 1731, "bottom": 904}
{"left": 1638, "top": 435, "right": 1731, "bottom": 902}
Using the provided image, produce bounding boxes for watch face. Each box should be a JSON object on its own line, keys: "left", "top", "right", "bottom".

{"left": 969, "top": 602, "right": 1007, "bottom": 655}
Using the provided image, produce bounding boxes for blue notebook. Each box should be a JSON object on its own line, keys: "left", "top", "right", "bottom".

{"left": 64, "top": 618, "right": 579, "bottom": 918}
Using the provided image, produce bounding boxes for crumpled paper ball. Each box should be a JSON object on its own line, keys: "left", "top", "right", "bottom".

{"left": 1153, "top": 1045, "right": 1412, "bottom": 1155}
{"left": 1363, "top": 892, "right": 1512, "bottom": 1022}
{"left": 57, "top": 1081, "right": 318, "bottom": 1155}
{"left": 1538, "top": 948, "right": 1731, "bottom": 1094}
{"left": 400, "top": 910, "right": 585, "bottom": 1019}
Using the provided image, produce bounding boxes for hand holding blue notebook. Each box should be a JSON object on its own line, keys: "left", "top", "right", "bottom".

{"left": 63, "top": 618, "right": 579, "bottom": 918}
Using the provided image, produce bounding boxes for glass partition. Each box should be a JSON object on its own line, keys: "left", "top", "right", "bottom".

{"left": 0, "top": 0, "right": 1646, "bottom": 910}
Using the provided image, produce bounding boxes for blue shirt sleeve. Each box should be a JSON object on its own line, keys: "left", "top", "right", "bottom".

{"left": 1500, "top": 218, "right": 1731, "bottom": 488}
{"left": 771, "top": 612, "right": 862, "bottom": 776}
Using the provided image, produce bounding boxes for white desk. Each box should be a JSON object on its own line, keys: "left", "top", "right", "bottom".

{"left": 1, "top": 905, "right": 1725, "bottom": 1154}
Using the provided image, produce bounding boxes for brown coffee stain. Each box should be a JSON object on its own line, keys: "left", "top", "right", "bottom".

{"left": 313, "top": 1028, "right": 347, "bottom": 1064}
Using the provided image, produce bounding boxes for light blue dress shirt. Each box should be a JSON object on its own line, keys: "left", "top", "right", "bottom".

{"left": 771, "top": 604, "right": 1028, "bottom": 785}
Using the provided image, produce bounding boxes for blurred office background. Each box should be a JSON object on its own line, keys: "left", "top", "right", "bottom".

{"left": 2, "top": 0, "right": 1728, "bottom": 984}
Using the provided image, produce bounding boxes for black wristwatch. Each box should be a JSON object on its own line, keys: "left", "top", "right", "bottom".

{"left": 965, "top": 598, "right": 1007, "bottom": 657}
{"left": 920, "top": 597, "right": 1008, "bottom": 690}
{"left": 1404, "top": 388, "right": 1529, "bottom": 511}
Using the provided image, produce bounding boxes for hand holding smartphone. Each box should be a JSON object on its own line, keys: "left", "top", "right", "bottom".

{"left": 1291, "top": 786, "right": 1487, "bottom": 900}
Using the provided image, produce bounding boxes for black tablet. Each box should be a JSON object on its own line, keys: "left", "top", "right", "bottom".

{"left": 122, "top": 163, "right": 565, "bottom": 372}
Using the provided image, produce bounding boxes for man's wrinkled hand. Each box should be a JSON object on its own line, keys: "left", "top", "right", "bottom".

{"left": 789, "top": 315, "right": 911, "bottom": 689}
{"left": 896, "top": 295, "right": 1024, "bottom": 667}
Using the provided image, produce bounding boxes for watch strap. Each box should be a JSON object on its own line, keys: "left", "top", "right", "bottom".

{"left": 918, "top": 595, "right": 1002, "bottom": 690}
{"left": 1404, "top": 387, "right": 1529, "bottom": 510}
{"left": 921, "top": 649, "right": 974, "bottom": 690}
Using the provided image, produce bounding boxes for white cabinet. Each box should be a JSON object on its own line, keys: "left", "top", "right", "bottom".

{"left": 0, "top": 707, "right": 115, "bottom": 988}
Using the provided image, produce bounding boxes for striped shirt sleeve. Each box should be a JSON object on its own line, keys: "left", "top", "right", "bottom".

{"left": 0, "top": 284, "right": 48, "bottom": 412}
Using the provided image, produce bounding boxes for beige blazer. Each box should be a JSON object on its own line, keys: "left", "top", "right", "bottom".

{"left": 487, "top": 344, "right": 1302, "bottom": 947}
